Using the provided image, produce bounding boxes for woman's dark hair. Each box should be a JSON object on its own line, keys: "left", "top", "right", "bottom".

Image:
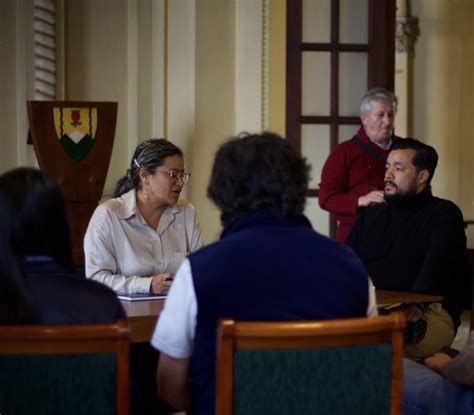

{"left": 114, "top": 138, "right": 183, "bottom": 197}
{"left": 0, "top": 167, "right": 73, "bottom": 323}
{"left": 208, "top": 132, "right": 311, "bottom": 226}
{"left": 391, "top": 138, "right": 438, "bottom": 185}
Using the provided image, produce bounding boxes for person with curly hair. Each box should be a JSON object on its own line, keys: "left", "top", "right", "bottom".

{"left": 151, "top": 132, "right": 377, "bottom": 415}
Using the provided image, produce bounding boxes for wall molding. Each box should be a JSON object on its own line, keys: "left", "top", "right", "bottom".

{"left": 151, "top": 0, "right": 166, "bottom": 138}
{"left": 126, "top": 0, "right": 138, "bottom": 157}
{"left": 261, "top": 0, "right": 270, "bottom": 130}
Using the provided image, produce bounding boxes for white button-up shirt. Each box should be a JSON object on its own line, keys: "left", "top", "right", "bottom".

{"left": 84, "top": 189, "right": 203, "bottom": 294}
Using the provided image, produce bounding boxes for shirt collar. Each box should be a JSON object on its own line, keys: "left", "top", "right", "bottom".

{"left": 118, "top": 189, "right": 138, "bottom": 220}
{"left": 358, "top": 126, "right": 393, "bottom": 150}
{"left": 221, "top": 209, "right": 313, "bottom": 239}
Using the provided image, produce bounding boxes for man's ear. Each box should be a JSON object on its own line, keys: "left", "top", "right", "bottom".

{"left": 417, "top": 169, "right": 430, "bottom": 186}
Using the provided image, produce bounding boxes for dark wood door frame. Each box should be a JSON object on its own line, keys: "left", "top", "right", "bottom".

{"left": 286, "top": 0, "right": 396, "bottom": 237}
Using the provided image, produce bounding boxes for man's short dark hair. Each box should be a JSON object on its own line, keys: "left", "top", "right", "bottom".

{"left": 207, "top": 132, "right": 311, "bottom": 226}
{"left": 391, "top": 138, "right": 438, "bottom": 184}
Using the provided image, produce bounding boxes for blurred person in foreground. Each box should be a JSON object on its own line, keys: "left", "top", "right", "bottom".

{"left": 0, "top": 167, "right": 124, "bottom": 325}
{"left": 404, "top": 331, "right": 474, "bottom": 415}
{"left": 151, "top": 132, "right": 378, "bottom": 415}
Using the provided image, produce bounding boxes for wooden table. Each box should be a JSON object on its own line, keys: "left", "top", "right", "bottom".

{"left": 122, "top": 290, "right": 443, "bottom": 342}
{"left": 121, "top": 299, "right": 164, "bottom": 343}
{"left": 376, "top": 290, "right": 442, "bottom": 307}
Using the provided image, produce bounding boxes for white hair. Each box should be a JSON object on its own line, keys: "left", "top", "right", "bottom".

{"left": 360, "top": 87, "right": 398, "bottom": 114}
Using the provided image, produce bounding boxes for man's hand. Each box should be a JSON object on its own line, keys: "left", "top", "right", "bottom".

{"left": 357, "top": 190, "right": 384, "bottom": 207}
{"left": 439, "top": 333, "right": 474, "bottom": 386}
{"left": 425, "top": 352, "right": 453, "bottom": 373}
{"left": 398, "top": 303, "right": 424, "bottom": 322}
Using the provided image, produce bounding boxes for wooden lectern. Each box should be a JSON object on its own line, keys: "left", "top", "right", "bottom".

{"left": 27, "top": 101, "right": 117, "bottom": 266}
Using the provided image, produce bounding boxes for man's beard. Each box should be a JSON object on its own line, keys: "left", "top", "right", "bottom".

{"left": 384, "top": 181, "right": 418, "bottom": 205}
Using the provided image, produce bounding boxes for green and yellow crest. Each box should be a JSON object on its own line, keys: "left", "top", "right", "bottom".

{"left": 53, "top": 107, "right": 97, "bottom": 161}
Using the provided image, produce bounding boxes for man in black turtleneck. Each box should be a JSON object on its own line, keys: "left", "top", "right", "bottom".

{"left": 347, "top": 138, "right": 468, "bottom": 359}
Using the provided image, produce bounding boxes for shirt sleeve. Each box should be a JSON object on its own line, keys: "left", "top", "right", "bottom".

{"left": 345, "top": 208, "right": 366, "bottom": 248}
{"left": 366, "top": 278, "right": 378, "bottom": 317}
{"left": 150, "top": 259, "right": 197, "bottom": 358}
{"left": 412, "top": 202, "right": 467, "bottom": 295}
{"left": 84, "top": 207, "right": 153, "bottom": 294}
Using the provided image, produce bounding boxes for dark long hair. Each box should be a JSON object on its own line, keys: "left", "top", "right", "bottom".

{"left": 0, "top": 168, "right": 73, "bottom": 323}
{"left": 114, "top": 138, "right": 183, "bottom": 197}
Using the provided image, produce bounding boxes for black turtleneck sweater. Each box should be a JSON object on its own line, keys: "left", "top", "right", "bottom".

{"left": 346, "top": 188, "right": 468, "bottom": 328}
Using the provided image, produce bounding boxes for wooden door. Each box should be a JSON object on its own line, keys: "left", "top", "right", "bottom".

{"left": 286, "top": 0, "right": 396, "bottom": 237}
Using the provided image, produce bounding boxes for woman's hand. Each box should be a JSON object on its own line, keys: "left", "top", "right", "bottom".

{"left": 151, "top": 272, "right": 174, "bottom": 294}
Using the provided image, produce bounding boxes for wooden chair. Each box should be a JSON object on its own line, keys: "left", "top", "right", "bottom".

{"left": 216, "top": 313, "right": 406, "bottom": 415}
{"left": 0, "top": 320, "right": 130, "bottom": 415}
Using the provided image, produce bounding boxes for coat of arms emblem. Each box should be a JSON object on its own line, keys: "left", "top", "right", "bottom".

{"left": 53, "top": 107, "right": 97, "bottom": 160}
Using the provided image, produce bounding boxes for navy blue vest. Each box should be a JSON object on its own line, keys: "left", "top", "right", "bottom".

{"left": 188, "top": 209, "right": 369, "bottom": 415}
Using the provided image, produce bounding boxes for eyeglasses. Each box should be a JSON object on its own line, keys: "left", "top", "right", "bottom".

{"left": 156, "top": 169, "right": 191, "bottom": 184}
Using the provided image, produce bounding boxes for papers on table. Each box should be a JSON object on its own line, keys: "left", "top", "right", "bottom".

{"left": 117, "top": 292, "right": 166, "bottom": 301}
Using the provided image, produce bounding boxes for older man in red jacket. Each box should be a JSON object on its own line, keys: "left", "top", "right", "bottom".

{"left": 319, "top": 87, "right": 400, "bottom": 242}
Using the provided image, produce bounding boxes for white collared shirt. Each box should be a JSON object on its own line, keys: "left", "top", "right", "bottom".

{"left": 84, "top": 189, "right": 203, "bottom": 294}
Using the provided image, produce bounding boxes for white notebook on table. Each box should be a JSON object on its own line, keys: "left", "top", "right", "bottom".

{"left": 117, "top": 292, "right": 166, "bottom": 301}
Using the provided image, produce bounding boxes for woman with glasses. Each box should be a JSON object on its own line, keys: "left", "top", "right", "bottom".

{"left": 84, "top": 138, "right": 202, "bottom": 296}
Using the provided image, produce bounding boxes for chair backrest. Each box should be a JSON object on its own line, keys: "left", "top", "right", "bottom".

{"left": 0, "top": 320, "right": 130, "bottom": 415}
{"left": 216, "top": 313, "right": 406, "bottom": 415}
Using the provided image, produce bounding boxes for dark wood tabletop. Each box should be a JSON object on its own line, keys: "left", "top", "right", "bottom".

{"left": 376, "top": 290, "right": 442, "bottom": 307}
{"left": 122, "top": 290, "right": 443, "bottom": 342}
{"left": 121, "top": 299, "right": 164, "bottom": 343}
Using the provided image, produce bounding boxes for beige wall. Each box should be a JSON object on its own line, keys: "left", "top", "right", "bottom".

{"left": 193, "top": 0, "right": 236, "bottom": 242}
{"left": 0, "top": 0, "right": 286, "bottom": 244}
{"left": 411, "top": 0, "right": 474, "bottom": 246}
{"left": 65, "top": 0, "right": 130, "bottom": 196}
{"left": 268, "top": 0, "right": 286, "bottom": 136}
{"left": 0, "top": 0, "right": 20, "bottom": 171}
{"left": 1, "top": 0, "right": 35, "bottom": 170}
{"left": 63, "top": 0, "right": 266, "bottom": 244}
{"left": 11, "top": 1, "right": 474, "bottom": 247}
